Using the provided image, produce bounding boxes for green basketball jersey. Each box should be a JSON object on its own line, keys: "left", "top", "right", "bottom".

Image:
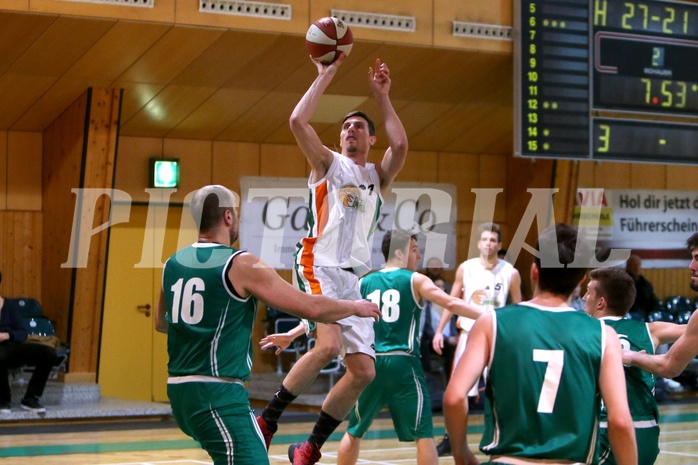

{"left": 601, "top": 317, "right": 657, "bottom": 423}
{"left": 162, "top": 244, "right": 258, "bottom": 380}
{"left": 360, "top": 268, "right": 421, "bottom": 354}
{"left": 482, "top": 303, "right": 604, "bottom": 463}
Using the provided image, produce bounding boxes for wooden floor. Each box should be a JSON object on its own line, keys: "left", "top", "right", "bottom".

{"left": 2, "top": 402, "right": 698, "bottom": 464}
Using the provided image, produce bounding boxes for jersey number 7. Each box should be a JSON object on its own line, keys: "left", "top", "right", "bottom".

{"left": 533, "top": 349, "right": 564, "bottom": 414}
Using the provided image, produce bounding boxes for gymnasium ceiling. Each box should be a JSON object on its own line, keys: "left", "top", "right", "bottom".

{"left": 0, "top": 10, "right": 514, "bottom": 154}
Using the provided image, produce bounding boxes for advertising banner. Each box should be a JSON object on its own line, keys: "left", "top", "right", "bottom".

{"left": 239, "top": 177, "right": 458, "bottom": 271}
{"left": 574, "top": 188, "right": 698, "bottom": 268}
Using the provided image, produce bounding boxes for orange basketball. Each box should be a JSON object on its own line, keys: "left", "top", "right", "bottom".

{"left": 305, "top": 17, "right": 353, "bottom": 64}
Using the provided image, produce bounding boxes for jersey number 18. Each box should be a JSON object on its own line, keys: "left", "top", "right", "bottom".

{"left": 365, "top": 289, "right": 400, "bottom": 323}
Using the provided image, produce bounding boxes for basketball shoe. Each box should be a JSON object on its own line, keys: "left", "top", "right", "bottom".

{"left": 288, "top": 441, "right": 321, "bottom": 465}
{"left": 256, "top": 415, "right": 276, "bottom": 450}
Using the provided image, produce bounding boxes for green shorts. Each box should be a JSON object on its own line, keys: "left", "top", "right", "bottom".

{"left": 347, "top": 353, "right": 433, "bottom": 441}
{"left": 168, "top": 381, "right": 268, "bottom": 465}
{"left": 598, "top": 423, "right": 659, "bottom": 465}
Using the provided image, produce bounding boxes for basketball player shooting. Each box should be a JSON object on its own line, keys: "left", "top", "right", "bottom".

{"left": 256, "top": 49, "right": 409, "bottom": 465}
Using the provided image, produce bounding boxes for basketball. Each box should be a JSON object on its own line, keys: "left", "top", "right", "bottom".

{"left": 305, "top": 17, "right": 353, "bottom": 64}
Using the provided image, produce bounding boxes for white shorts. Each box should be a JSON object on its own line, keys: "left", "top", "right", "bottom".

{"left": 294, "top": 265, "right": 375, "bottom": 358}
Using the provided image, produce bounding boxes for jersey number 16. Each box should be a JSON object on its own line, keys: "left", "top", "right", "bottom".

{"left": 170, "top": 277, "right": 205, "bottom": 325}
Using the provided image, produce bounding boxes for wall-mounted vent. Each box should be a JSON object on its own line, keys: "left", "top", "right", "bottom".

{"left": 331, "top": 9, "right": 415, "bottom": 32}
{"left": 200, "top": 1, "right": 291, "bottom": 19}
{"left": 453, "top": 21, "right": 512, "bottom": 40}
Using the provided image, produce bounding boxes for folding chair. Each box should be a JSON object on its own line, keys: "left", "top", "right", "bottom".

{"left": 665, "top": 296, "right": 693, "bottom": 317}
{"left": 21, "top": 317, "right": 70, "bottom": 379}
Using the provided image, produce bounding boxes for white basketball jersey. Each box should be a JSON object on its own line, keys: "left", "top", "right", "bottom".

{"left": 457, "top": 258, "right": 516, "bottom": 331}
{"left": 295, "top": 151, "right": 382, "bottom": 276}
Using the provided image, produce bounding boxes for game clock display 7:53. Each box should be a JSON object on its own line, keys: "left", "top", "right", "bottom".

{"left": 514, "top": 0, "right": 698, "bottom": 165}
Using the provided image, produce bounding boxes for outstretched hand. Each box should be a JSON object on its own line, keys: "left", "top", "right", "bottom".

{"left": 432, "top": 332, "right": 444, "bottom": 355}
{"left": 356, "top": 300, "right": 381, "bottom": 321}
{"left": 368, "top": 58, "right": 391, "bottom": 96}
{"left": 311, "top": 52, "right": 346, "bottom": 76}
{"left": 622, "top": 348, "right": 646, "bottom": 366}
{"left": 260, "top": 333, "right": 295, "bottom": 355}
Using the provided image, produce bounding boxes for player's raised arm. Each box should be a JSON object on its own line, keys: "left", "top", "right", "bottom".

{"left": 369, "top": 59, "right": 408, "bottom": 192}
{"left": 289, "top": 54, "right": 347, "bottom": 180}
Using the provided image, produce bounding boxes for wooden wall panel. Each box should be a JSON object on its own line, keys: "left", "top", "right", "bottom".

{"left": 9, "top": 16, "right": 114, "bottom": 78}
{"left": 592, "top": 161, "right": 632, "bottom": 188}
{"left": 644, "top": 268, "right": 694, "bottom": 304}
{"left": 162, "top": 138, "right": 213, "bottom": 202}
{"left": 479, "top": 154, "right": 508, "bottom": 225}
{"left": 41, "top": 88, "right": 120, "bottom": 382}
{"left": 445, "top": 0, "right": 512, "bottom": 25}
{"left": 454, "top": 221, "right": 473, "bottom": 266}
{"left": 0, "top": 131, "right": 6, "bottom": 210}
{"left": 212, "top": 141, "right": 261, "bottom": 193}
{"left": 42, "top": 91, "right": 87, "bottom": 342}
{"left": 0, "top": 12, "right": 57, "bottom": 76}
{"left": 115, "top": 136, "right": 164, "bottom": 203}
{"left": 434, "top": 0, "right": 513, "bottom": 52}
{"left": 552, "top": 159, "right": 579, "bottom": 224}
{"left": 169, "top": 88, "right": 266, "bottom": 141}
{"left": 0, "top": 75, "right": 56, "bottom": 129}
{"left": 69, "top": 89, "right": 121, "bottom": 382}
{"left": 11, "top": 77, "right": 111, "bottom": 132}
{"left": 311, "top": 0, "right": 433, "bottom": 46}
{"left": 116, "top": 138, "right": 263, "bottom": 203}
{"left": 6, "top": 131, "right": 42, "bottom": 210}
{"left": 260, "top": 144, "right": 307, "bottom": 177}
{"left": 31, "top": 0, "right": 176, "bottom": 22}
{"left": 577, "top": 160, "right": 596, "bottom": 187}
{"left": 0, "top": 212, "right": 42, "bottom": 300}
{"left": 65, "top": 22, "right": 171, "bottom": 82}
{"left": 119, "top": 85, "right": 219, "bottom": 138}
{"left": 439, "top": 152, "right": 479, "bottom": 227}
{"left": 631, "top": 164, "right": 666, "bottom": 189}
{"left": 177, "top": 0, "right": 307, "bottom": 34}
{"left": 506, "top": 156, "right": 555, "bottom": 299}
{"left": 119, "top": 27, "right": 225, "bottom": 85}
{"left": 398, "top": 150, "right": 439, "bottom": 183}
{"left": 667, "top": 164, "right": 698, "bottom": 190}
{"left": 0, "top": 0, "right": 28, "bottom": 10}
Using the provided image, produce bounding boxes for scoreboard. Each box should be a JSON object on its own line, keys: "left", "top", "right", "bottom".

{"left": 514, "top": 0, "right": 698, "bottom": 164}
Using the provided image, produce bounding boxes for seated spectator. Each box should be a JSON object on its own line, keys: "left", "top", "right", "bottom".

{"left": 0, "top": 271, "right": 58, "bottom": 414}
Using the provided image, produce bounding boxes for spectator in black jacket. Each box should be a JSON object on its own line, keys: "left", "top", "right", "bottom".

{"left": 626, "top": 255, "right": 659, "bottom": 320}
{"left": 0, "top": 271, "right": 57, "bottom": 413}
